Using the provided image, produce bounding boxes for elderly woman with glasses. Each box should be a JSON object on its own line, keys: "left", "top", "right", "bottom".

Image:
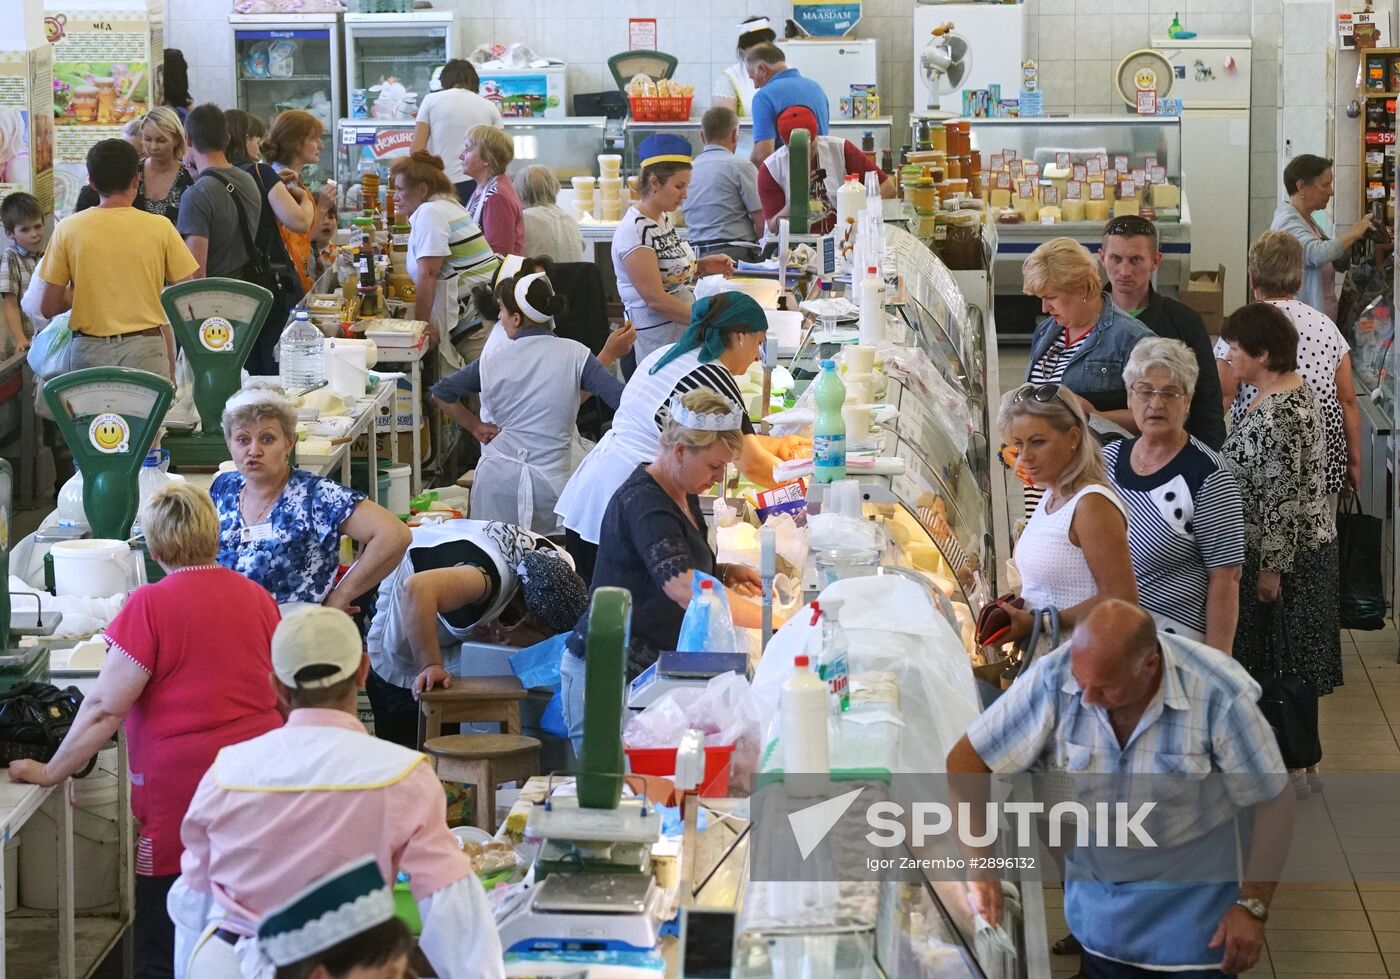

{"left": 992, "top": 382, "right": 1138, "bottom": 646}
{"left": 1103, "top": 339, "right": 1245, "bottom": 652}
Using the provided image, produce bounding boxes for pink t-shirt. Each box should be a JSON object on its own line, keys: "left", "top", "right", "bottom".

{"left": 104, "top": 566, "right": 282, "bottom": 877}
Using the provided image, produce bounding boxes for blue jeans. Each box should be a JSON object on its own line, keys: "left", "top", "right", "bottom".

{"left": 1083, "top": 954, "right": 1232, "bottom": 979}
{"left": 559, "top": 650, "right": 587, "bottom": 755}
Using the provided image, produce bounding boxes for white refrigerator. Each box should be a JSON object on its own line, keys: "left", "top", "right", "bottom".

{"left": 1152, "top": 36, "right": 1252, "bottom": 311}
{"left": 782, "top": 39, "right": 878, "bottom": 120}
{"left": 912, "top": 3, "right": 1026, "bottom": 114}
{"left": 344, "top": 11, "right": 453, "bottom": 123}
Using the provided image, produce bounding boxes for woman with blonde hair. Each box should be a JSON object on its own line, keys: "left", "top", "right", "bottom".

{"left": 9, "top": 481, "right": 283, "bottom": 978}
{"left": 460, "top": 123, "right": 524, "bottom": 254}
{"left": 262, "top": 109, "right": 336, "bottom": 292}
{"left": 519, "top": 164, "right": 586, "bottom": 262}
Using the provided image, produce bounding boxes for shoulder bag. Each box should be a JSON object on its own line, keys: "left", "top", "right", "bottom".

{"left": 1256, "top": 605, "right": 1322, "bottom": 769}
{"left": 1337, "top": 494, "right": 1386, "bottom": 630}
{"left": 196, "top": 170, "right": 282, "bottom": 296}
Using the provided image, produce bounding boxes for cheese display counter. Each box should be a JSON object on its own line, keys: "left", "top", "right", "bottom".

{"left": 622, "top": 118, "right": 895, "bottom": 173}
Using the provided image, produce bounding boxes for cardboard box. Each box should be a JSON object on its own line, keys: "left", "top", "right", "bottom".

{"left": 1181, "top": 264, "right": 1226, "bottom": 335}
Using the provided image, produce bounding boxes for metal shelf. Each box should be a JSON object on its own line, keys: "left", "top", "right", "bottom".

{"left": 356, "top": 54, "right": 442, "bottom": 63}
{"left": 239, "top": 74, "right": 332, "bottom": 83}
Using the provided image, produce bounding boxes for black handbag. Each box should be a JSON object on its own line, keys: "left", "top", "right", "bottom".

{"left": 1256, "top": 608, "right": 1322, "bottom": 770}
{"left": 0, "top": 682, "right": 85, "bottom": 767}
{"left": 1337, "top": 494, "right": 1386, "bottom": 630}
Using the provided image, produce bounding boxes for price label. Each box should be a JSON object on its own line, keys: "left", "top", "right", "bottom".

{"left": 1004, "top": 148, "right": 1018, "bottom": 160}
{"left": 1145, "top": 156, "right": 1158, "bottom": 169}
{"left": 1132, "top": 168, "right": 1148, "bottom": 186}
{"left": 1149, "top": 165, "right": 1167, "bottom": 184}
{"left": 1055, "top": 151, "right": 1071, "bottom": 169}
{"left": 1009, "top": 158, "right": 1024, "bottom": 177}
{"left": 1073, "top": 163, "right": 1088, "bottom": 181}
{"left": 995, "top": 171, "right": 1012, "bottom": 190}
{"left": 1089, "top": 181, "right": 1106, "bottom": 200}
{"left": 989, "top": 153, "right": 1004, "bottom": 170}
{"left": 1114, "top": 155, "right": 1130, "bottom": 174}
{"left": 1086, "top": 157, "right": 1103, "bottom": 177}
{"left": 1118, "top": 178, "right": 1137, "bottom": 199}
{"left": 1018, "top": 179, "right": 1035, "bottom": 199}
{"left": 1066, "top": 179, "right": 1083, "bottom": 200}
{"left": 1042, "top": 184, "right": 1060, "bottom": 205}
{"left": 1025, "top": 161, "right": 1041, "bottom": 179}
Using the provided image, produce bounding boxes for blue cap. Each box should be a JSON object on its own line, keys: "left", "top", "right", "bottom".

{"left": 637, "top": 133, "right": 693, "bottom": 170}
{"left": 820, "top": 359, "right": 836, "bottom": 369}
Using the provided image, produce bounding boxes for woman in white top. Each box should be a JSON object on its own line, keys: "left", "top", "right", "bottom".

{"left": 996, "top": 382, "right": 1139, "bottom": 643}
{"left": 412, "top": 60, "right": 504, "bottom": 204}
{"left": 1216, "top": 230, "right": 1361, "bottom": 498}
{"left": 519, "top": 165, "right": 587, "bottom": 262}
{"left": 711, "top": 17, "right": 777, "bottom": 118}
{"left": 616, "top": 134, "right": 737, "bottom": 364}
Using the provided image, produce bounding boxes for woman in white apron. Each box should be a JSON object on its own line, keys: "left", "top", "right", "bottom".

{"left": 711, "top": 16, "right": 777, "bottom": 117}
{"left": 430, "top": 271, "right": 633, "bottom": 535}
{"left": 555, "top": 291, "right": 810, "bottom": 581}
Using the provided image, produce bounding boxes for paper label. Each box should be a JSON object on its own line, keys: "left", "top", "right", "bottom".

{"left": 1041, "top": 214, "right": 1056, "bottom": 225}
{"left": 813, "top": 434, "right": 847, "bottom": 474}
{"left": 1055, "top": 151, "right": 1071, "bottom": 169}
{"left": 1086, "top": 157, "right": 1103, "bottom": 177}
{"left": 995, "top": 171, "right": 1012, "bottom": 190}
{"left": 1018, "top": 179, "right": 1035, "bottom": 199}
{"left": 1114, "top": 155, "right": 1130, "bottom": 174}
{"left": 1025, "top": 161, "right": 1041, "bottom": 179}
{"left": 1149, "top": 165, "right": 1167, "bottom": 184}
{"left": 1004, "top": 148, "right": 1018, "bottom": 160}
{"left": 88, "top": 413, "right": 130, "bottom": 454}
{"left": 1132, "top": 168, "right": 1148, "bottom": 186}
{"left": 1073, "top": 163, "right": 1088, "bottom": 181}
{"left": 1009, "top": 159, "right": 1024, "bottom": 177}
{"left": 240, "top": 523, "right": 276, "bottom": 543}
{"left": 1118, "top": 179, "right": 1136, "bottom": 198}
{"left": 1042, "top": 185, "right": 1060, "bottom": 205}
{"left": 1145, "top": 156, "right": 1158, "bottom": 169}
{"left": 1066, "top": 179, "right": 1083, "bottom": 200}
{"left": 989, "top": 152, "right": 1004, "bottom": 170}
{"left": 1089, "top": 181, "right": 1106, "bottom": 200}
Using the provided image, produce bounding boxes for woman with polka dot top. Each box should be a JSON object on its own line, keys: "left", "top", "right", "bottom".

{"left": 1216, "top": 231, "right": 1362, "bottom": 498}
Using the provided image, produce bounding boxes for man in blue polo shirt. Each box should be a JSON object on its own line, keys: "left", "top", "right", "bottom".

{"left": 683, "top": 106, "right": 764, "bottom": 260}
{"left": 745, "top": 43, "right": 829, "bottom": 166}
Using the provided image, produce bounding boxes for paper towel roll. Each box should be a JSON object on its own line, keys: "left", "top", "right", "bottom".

{"left": 325, "top": 339, "right": 369, "bottom": 399}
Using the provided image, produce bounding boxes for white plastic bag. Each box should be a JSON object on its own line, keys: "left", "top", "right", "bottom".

{"left": 623, "top": 671, "right": 766, "bottom": 795}
{"left": 676, "top": 572, "right": 740, "bottom": 652}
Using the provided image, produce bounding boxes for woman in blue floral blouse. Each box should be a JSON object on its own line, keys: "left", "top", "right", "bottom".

{"left": 211, "top": 389, "right": 410, "bottom": 611}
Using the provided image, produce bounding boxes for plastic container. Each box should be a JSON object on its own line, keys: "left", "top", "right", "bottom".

{"left": 781, "top": 656, "right": 830, "bottom": 774}
{"left": 381, "top": 464, "right": 411, "bottom": 517}
{"left": 811, "top": 360, "right": 847, "bottom": 484}
{"left": 858, "top": 268, "right": 885, "bottom": 347}
{"left": 20, "top": 749, "right": 120, "bottom": 910}
{"left": 629, "top": 95, "right": 693, "bottom": 122}
{"left": 55, "top": 470, "right": 87, "bottom": 528}
{"left": 625, "top": 743, "right": 736, "bottom": 796}
{"left": 279, "top": 307, "right": 325, "bottom": 391}
{"left": 836, "top": 175, "right": 864, "bottom": 230}
{"left": 49, "top": 539, "right": 140, "bottom": 598}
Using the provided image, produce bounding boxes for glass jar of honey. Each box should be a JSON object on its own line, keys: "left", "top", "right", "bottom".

{"left": 909, "top": 178, "right": 938, "bottom": 215}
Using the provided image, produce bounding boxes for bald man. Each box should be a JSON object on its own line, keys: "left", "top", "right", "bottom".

{"left": 948, "top": 601, "right": 1290, "bottom": 979}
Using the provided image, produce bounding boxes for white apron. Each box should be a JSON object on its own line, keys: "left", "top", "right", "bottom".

{"left": 472, "top": 332, "right": 591, "bottom": 534}
{"left": 555, "top": 344, "right": 713, "bottom": 544}
{"left": 761, "top": 135, "right": 849, "bottom": 240}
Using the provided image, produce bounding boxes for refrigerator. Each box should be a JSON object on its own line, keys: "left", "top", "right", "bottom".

{"left": 1152, "top": 36, "right": 1252, "bottom": 311}
{"left": 230, "top": 13, "right": 341, "bottom": 188}
{"left": 344, "top": 11, "right": 453, "bottom": 123}
{"left": 334, "top": 119, "right": 414, "bottom": 215}
{"left": 912, "top": 3, "right": 1026, "bottom": 115}
{"left": 782, "top": 39, "right": 877, "bottom": 121}
{"left": 475, "top": 66, "right": 567, "bottom": 120}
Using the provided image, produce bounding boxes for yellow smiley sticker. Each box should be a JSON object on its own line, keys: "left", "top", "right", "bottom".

{"left": 199, "top": 316, "right": 235, "bottom": 352}
{"left": 89, "top": 413, "right": 130, "bottom": 454}
{"left": 1135, "top": 67, "right": 1159, "bottom": 91}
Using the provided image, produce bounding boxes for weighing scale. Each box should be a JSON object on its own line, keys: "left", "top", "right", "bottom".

{"left": 43, "top": 367, "right": 174, "bottom": 542}
{"left": 497, "top": 587, "right": 668, "bottom": 956}
{"left": 159, "top": 278, "right": 274, "bottom": 468}
{"left": 626, "top": 650, "right": 749, "bottom": 710}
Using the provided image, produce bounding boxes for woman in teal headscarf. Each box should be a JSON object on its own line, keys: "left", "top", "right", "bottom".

{"left": 555, "top": 291, "right": 809, "bottom": 581}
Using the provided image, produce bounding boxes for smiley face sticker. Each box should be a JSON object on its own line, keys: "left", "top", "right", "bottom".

{"left": 1134, "top": 67, "right": 1159, "bottom": 92}
{"left": 89, "top": 413, "right": 131, "bottom": 454}
{"left": 199, "top": 316, "right": 235, "bottom": 352}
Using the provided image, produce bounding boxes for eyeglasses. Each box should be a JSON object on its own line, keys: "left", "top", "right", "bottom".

{"left": 1011, "top": 382, "right": 1069, "bottom": 407}
{"left": 1104, "top": 215, "right": 1157, "bottom": 237}
{"left": 1129, "top": 383, "right": 1187, "bottom": 404}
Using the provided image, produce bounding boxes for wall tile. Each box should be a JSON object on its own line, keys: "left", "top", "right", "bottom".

{"left": 565, "top": 63, "right": 604, "bottom": 98}
{"left": 1077, "top": 0, "right": 1113, "bottom": 14}
{"left": 1251, "top": 58, "right": 1279, "bottom": 107}
{"left": 1249, "top": 195, "right": 1278, "bottom": 240}
{"left": 1283, "top": 0, "right": 1332, "bottom": 55}
{"left": 1038, "top": 15, "right": 1077, "bottom": 63}
{"left": 1036, "top": 59, "right": 1077, "bottom": 113}
{"left": 1075, "top": 59, "right": 1115, "bottom": 109}
{"left": 1111, "top": 14, "right": 1151, "bottom": 60}
{"left": 1332, "top": 162, "right": 1360, "bottom": 224}
{"left": 1250, "top": 148, "right": 1279, "bottom": 194}
{"left": 1251, "top": 105, "right": 1279, "bottom": 151}
{"left": 1039, "top": 0, "right": 1078, "bottom": 15}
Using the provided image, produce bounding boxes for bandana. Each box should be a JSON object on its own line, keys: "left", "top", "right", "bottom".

{"left": 648, "top": 291, "right": 768, "bottom": 375}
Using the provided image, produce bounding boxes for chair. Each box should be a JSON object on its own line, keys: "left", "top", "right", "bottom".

{"left": 424, "top": 734, "right": 540, "bottom": 832}
{"left": 416, "top": 675, "right": 528, "bottom": 747}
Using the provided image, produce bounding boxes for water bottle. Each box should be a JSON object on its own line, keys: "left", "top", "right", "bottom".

{"left": 812, "top": 359, "right": 846, "bottom": 484}
{"left": 279, "top": 306, "right": 324, "bottom": 391}
{"left": 56, "top": 470, "right": 87, "bottom": 528}
{"left": 781, "top": 655, "right": 831, "bottom": 774}
{"left": 131, "top": 450, "right": 169, "bottom": 536}
{"left": 858, "top": 267, "right": 885, "bottom": 346}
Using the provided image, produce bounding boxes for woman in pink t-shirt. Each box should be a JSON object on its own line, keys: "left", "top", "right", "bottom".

{"left": 10, "top": 482, "right": 283, "bottom": 979}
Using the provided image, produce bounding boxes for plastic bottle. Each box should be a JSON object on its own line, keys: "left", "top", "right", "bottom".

{"left": 692, "top": 578, "right": 717, "bottom": 651}
{"left": 811, "top": 359, "right": 847, "bottom": 484}
{"left": 836, "top": 175, "right": 865, "bottom": 235}
{"left": 1168, "top": 11, "right": 1182, "bottom": 37}
{"left": 279, "top": 306, "right": 325, "bottom": 391}
{"left": 811, "top": 602, "right": 850, "bottom": 713}
{"left": 56, "top": 470, "right": 87, "bottom": 527}
{"left": 131, "top": 450, "right": 170, "bottom": 536}
{"left": 858, "top": 267, "right": 885, "bottom": 346}
{"left": 781, "top": 655, "right": 831, "bottom": 774}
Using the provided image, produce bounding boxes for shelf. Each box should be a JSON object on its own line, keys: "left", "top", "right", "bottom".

{"left": 356, "top": 55, "right": 443, "bottom": 63}
{"left": 1363, "top": 91, "right": 1400, "bottom": 97}
{"left": 239, "top": 74, "right": 332, "bottom": 83}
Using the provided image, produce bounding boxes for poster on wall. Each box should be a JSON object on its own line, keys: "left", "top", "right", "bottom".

{"left": 792, "top": 0, "right": 862, "bottom": 37}
{"left": 0, "top": 43, "right": 56, "bottom": 218}
{"left": 45, "top": 4, "right": 162, "bottom": 216}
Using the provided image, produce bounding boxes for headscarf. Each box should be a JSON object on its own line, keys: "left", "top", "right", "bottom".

{"left": 519, "top": 550, "right": 589, "bottom": 634}
{"left": 648, "top": 291, "right": 768, "bottom": 375}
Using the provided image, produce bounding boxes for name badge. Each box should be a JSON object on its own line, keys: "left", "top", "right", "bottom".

{"left": 241, "top": 523, "right": 275, "bottom": 544}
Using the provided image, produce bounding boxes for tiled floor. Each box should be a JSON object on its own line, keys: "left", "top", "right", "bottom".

{"left": 1045, "top": 625, "right": 1400, "bottom": 978}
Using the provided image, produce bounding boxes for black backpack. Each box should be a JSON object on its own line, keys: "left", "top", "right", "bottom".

{"left": 196, "top": 169, "right": 283, "bottom": 296}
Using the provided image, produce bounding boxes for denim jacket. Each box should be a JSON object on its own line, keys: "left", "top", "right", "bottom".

{"left": 1027, "top": 294, "right": 1155, "bottom": 413}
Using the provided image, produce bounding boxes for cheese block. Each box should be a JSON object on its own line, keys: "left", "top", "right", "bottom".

{"left": 1151, "top": 183, "right": 1180, "bottom": 208}
{"left": 990, "top": 188, "right": 1012, "bottom": 207}
{"left": 1113, "top": 197, "right": 1141, "bottom": 218}
{"left": 1018, "top": 196, "right": 1039, "bottom": 221}
{"left": 1038, "top": 205, "right": 1062, "bottom": 224}
{"left": 1084, "top": 199, "right": 1110, "bottom": 222}
{"left": 1061, "top": 198, "right": 1086, "bottom": 222}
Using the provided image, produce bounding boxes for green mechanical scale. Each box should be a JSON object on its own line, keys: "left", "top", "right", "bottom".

{"left": 159, "top": 278, "right": 274, "bottom": 468}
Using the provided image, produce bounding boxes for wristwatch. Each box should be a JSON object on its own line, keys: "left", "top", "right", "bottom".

{"left": 1234, "top": 897, "right": 1268, "bottom": 922}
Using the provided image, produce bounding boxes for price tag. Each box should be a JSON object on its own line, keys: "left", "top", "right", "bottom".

{"left": 1042, "top": 184, "right": 1060, "bottom": 205}
{"left": 1149, "top": 165, "right": 1167, "bottom": 184}
{"left": 1004, "top": 148, "right": 1018, "bottom": 160}
{"left": 989, "top": 153, "right": 1004, "bottom": 170}
{"left": 1055, "top": 151, "right": 1071, "bottom": 169}
{"left": 995, "top": 171, "right": 1012, "bottom": 190}
{"left": 1099, "top": 153, "right": 1110, "bottom": 168}
{"left": 1132, "top": 168, "right": 1148, "bottom": 186}
{"left": 1145, "top": 155, "right": 1158, "bottom": 169}
{"left": 1118, "top": 178, "right": 1137, "bottom": 199}
{"left": 1086, "top": 157, "right": 1103, "bottom": 177}
{"left": 1025, "top": 161, "right": 1041, "bottom": 179}
{"left": 1066, "top": 179, "right": 1083, "bottom": 200}
{"left": 1073, "top": 163, "right": 1088, "bottom": 181}
{"left": 1089, "top": 181, "right": 1106, "bottom": 200}
{"left": 1009, "top": 158, "right": 1024, "bottom": 177}
{"left": 1018, "top": 179, "right": 1035, "bottom": 199}
{"left": 1114, "top": 155, "right": 1130, "bottom": 174}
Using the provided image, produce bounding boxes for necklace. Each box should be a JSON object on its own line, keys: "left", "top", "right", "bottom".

{"left": 239, "top": 470, "right": 290, "bottom": 527}
{"left": 1130, "top": 436, "right": 1185, "bottom": 475}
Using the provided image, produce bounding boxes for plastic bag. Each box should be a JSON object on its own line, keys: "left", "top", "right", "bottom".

{"left": 676, "top": 572, "right": 740, "bottom": 652}
{"left": 623, "top": 671, "right": 765, "bottom": 794}
{"left": 27, "top": 312, "right": 71, "bottom": 379}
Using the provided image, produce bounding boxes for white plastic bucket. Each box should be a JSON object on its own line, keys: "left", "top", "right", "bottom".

{"left": 380, "top": 465, "right": 411, "bottom": 517}
{"left": 50, "top": 539, "right": 140, "bottom": 598}
{"left": 5, "top": 836, "right": 18, "bottom": 913}
{"left": 20, "top": 804, "right": 119, "bottom": 910}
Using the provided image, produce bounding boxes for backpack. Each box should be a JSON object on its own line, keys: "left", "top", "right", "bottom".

{"left": 196, "top": 169, "right": 283, "bottom": 296}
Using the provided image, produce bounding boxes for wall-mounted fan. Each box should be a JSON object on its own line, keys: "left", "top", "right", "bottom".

{"left": 920, "top": 22, "right": 972, "bottom": 112}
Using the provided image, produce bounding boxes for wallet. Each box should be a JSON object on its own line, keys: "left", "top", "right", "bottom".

{"left": 975, "top": 593, "right": 1025, "bottom": 647}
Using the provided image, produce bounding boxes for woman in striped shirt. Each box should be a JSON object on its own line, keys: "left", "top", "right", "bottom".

{"left": 1105, "top": 338, "right": 1245, "bottom": 652}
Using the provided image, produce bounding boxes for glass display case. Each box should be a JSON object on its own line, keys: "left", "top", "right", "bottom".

{"left": 502, "top": 117, "right": 610, "bottom": 183}
{"left": 231, "top": 14, "right": 341, "bottom": 188}
{"left": 343, "top": 11, "right": 452, "bottom": 122}
{"left": 622, "top": 118, "right": 894, "bottom": 173}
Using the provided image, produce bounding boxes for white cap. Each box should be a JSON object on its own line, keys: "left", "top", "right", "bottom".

{"left": 272, "top": 607, "right": 363, "bottom": 689}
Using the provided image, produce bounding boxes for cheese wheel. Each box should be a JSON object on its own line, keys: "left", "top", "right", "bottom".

{"left": 1151, "top": 183, "right": 1180, "bottom": 208}
{"left": 1061, "top": 199, "right": 1086, "bottom": 222}
{"left": 1113, "top": 198, "right": 1141, "bottom": 218}
{"left": 1084, "top": 199, "right": 1110, "bottom": 221}
{"left": 1038, "top": 206, "right": 1062, "bottom": 224}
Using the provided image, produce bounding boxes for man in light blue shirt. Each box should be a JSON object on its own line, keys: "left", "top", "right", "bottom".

{"left": 682, "top": 107, "right": 764, "bottom": 260}
{"left": 745, "top": 43, "right": 829, "bottom": 166}
{"left": 947, "top": 600, "right": 1290, "bottom": 979}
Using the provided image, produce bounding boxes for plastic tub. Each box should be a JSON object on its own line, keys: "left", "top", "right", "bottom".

{"left": 4, "top": 836, "right": 17, "bottom": 913}
{"left": 49, "top": 539, "right": 139, "bottom": 598}
{"left": 626, "top": 743, "right": 735, "bottom": 796}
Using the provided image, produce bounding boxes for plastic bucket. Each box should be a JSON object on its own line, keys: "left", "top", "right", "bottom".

{"left": 380, "top": 465, "right": 411, "bottom": 517}
{"left": 49, "top": 539, "right": 139, "bottom": 598}
{"left": 5, "top": 836, "right": 18, "bottom": 913}
{"left": 625, "top": 743, "right": 735, "bottom": 796}
{"left": 20, "top": 804, "right": 119, "bottom": 910}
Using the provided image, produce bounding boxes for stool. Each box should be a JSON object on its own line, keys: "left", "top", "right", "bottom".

{"left": 424, "top": 734, "right": 540, "bottom": 832}
{"left": 417, "top": 676, "right": 528, "bottom": 747}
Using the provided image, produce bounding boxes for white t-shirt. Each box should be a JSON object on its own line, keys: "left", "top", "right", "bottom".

{"left": 415, "top": 88, "right": 504, "bottom": 184}
{"left": 406, "top": 196, "right": 498, "bottom": 346}
{"left": 611, "top": 205, "right": 696, "bottom": 360}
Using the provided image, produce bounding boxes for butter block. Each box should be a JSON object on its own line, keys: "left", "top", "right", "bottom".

{"left": 1151, "top": 183, "right": 1180, "bottom": 208}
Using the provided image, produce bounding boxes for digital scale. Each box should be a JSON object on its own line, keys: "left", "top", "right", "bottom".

{"left": 626, "top": 650, "right": 749, "bottom": 710}
{"left": 159, "top": 278, "right": 274, "bottom": 468}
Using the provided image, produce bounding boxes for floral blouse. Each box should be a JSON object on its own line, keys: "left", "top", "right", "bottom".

{"left": 211, "top": 467, "right": 364, "bottom": 605}
{"left": 139, "top": 166, "right": 194, "bottom": 221}
{"left": 1222, "top": 385, "right": 1333, "bottom": 575}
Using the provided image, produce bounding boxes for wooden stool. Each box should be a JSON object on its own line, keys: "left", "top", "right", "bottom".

{"left": 417, "top": 676, "right": 528, "bottom": 747}
{"left": 424, "top": 734, "right": 540, "bottom": 832}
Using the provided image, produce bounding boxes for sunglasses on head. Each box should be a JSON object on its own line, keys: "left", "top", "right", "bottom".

{"left": 1011, "top": 382, "right": 1070, "bottom": 407}
{"left": 1103, "top": 215, "right": 1157, "bottom": 237}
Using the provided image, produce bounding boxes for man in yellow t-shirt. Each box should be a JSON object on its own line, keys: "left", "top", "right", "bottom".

{"left": 36, "top": 138, "right": 198, "bottom": 386}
